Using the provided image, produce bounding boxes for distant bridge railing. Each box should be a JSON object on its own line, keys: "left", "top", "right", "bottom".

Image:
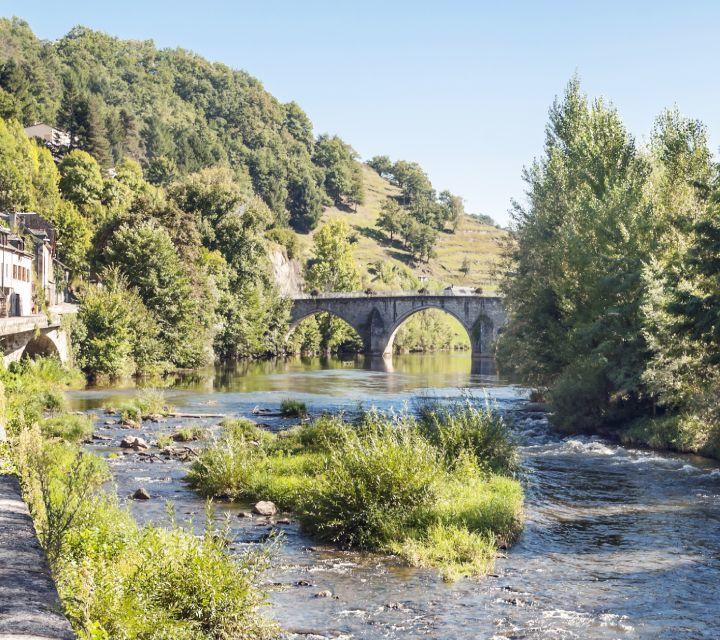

{"left": 291, "top": 290, "right": 497, "bottom": 300}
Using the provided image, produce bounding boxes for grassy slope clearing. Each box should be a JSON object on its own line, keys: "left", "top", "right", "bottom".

{"left": 295, "top": 166, "right": 508, "bottom": 293}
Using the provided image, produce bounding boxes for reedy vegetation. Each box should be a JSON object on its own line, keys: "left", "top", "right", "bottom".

{"left": 1, "top": 359, "right": 276, "bottom": 639}
{"left": 499, "top": 77, "right": 720, "bottom": 458}
{"left": 187, "top": 404, "right": 523, "bottom": 581}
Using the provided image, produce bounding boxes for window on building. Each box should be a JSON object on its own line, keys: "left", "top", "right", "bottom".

{"left": 12, "top": 265, "right": 16, "bottom": 279}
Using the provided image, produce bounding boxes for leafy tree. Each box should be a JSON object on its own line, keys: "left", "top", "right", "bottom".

{"left": 169, "top": 166, "right": 250, "bottom": 231}
{"left": 391, "top": 160, "right": 434, "bottom": 205}
{"left": 377, "top": 198, "right": 404, "bottom": 242}
{"left": 0, "top": 117, "right": 34, "bottom": 211}
{"left": 287, "top": 159, "right": 324, "bottom": 231}
{"left": 305, "top": 218, "right": 360, "bottom": 292}
{"left": 145, "top": 156, "right": 178, "bottom": 186}
{"left": 402, "top": 219, "right": 438, "bottom": 263}
{"left": 459, "top": 256, "right": 471, "bottom": 277}
{"left": 50, "top": 200, "right": 92, "bottom": 272}
{"left": 498, "top": 77, "right": 654, "bottom": 430}
{"left": 283, "top": 101, "right": 314, "bottom": 151}
{"left": 0, "top": 87, "right": 22, "bottom": 121}
{"left": 74, "top": 269, "right": 164, "bottom": 377}
{"left": 31, "top": 143, "right": 61, "bottom": 214}
{"left": 367, "top": 155, "right": 393, "bottom": 177}
{"left": 104, "top": 220, "right": 211, "bottom": 368}
{"left": 641, "top": 110, "right": 716, "bottom": 420}
{"left": 438, "top": 190, "right": 464, "bottom": 231}
{"left": 313, "top": 134, "right": 363, "bottom": 207}
{"left": 0, "top": 59, "right": 35, "bottom": 123}
{"left": 58, "top": 150, "right": 104, "bottom": 209}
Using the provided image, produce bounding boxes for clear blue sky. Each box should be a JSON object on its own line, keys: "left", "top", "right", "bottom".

{"left": 5, "top": 1, "right": 720, "bottom": 224}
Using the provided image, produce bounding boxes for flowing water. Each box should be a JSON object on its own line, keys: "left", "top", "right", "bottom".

{"left": 68, "top": 353, "right": 720, "bottom": 640}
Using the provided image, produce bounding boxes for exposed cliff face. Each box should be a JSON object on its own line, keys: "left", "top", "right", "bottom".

{"left": 269, "top": 247, "right": 304, "bottom": 297}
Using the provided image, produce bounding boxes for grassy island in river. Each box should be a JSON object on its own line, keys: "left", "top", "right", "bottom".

{"left": 187, "top": 403, "right": 524, "bottom": 581}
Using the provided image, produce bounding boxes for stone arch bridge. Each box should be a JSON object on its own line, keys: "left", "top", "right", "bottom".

{"left": 289, "top": 293, "right": 505, "bottom": 361}
{"left": 0, "top": 307, "right": 75, "bottom": 366}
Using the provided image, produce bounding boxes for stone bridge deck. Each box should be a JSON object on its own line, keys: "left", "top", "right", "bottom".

{"left": 0, "top": 304, "right": 77, "bottom": 366}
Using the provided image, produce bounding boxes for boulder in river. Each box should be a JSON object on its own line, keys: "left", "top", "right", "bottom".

{"left": 120, "top": 436, "right": 149, "bottom": 450}
{"left": 314, "top": 590, "right": 332, "bottom": 598}
{"left": 252, "top": 500, "right": 277, "bottom": 516}
{"left": 132, "top": 487, "right": 151, "bottom": 500}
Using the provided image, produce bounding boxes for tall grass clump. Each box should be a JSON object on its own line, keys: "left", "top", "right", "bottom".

{"left": 417, "top": 401, "right": 518, "bottom": 474}
{"left": 189, "top": 403, "right": 524, "bottom": 580}
{"left": 280, "top": 399, "right": 308, "bottom": 418}
{"left": 300, "top": 423, "right": 441, "bottom": 547}
{"left": 4, "top": 359, "right": 277, "bottom": 639}
{"left": 3, "top": 358, "right": 84, "bottom": 436}
{"left": 117, "top": 388, "right": 173, "bottom": 422}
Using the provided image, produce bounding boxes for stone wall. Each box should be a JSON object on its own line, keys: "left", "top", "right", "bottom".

{"left": 0, "top": 474, "right": 75, "bottom": 639}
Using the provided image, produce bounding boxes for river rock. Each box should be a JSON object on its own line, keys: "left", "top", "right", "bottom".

{"left": 253, "top": 500, "right": 277, "bottom": 516}
{"left": 314, "top": 590, "right": 333, "bottom": 598}
{"left": 237, "top": 511, "right": 254, "bottom": 518}
{"left": 524, "top": 402, "right": 550, "bottom": 412}
{"left": 132, "top": 487, "right": 151, "bottom": 500}
{"left": 120, "top": 436, "right": 149, "bottom": 450}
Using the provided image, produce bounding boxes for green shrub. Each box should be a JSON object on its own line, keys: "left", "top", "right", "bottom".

{"left": 188, "top": 406, "right": 524, "bottom": 579}
{"left": 300, "top": 425, "right": 441, "bottom": 548}
{"left": 222, "top": 418, "right": 273, "bottom": 444}
{"left": 13, "top": 427, "right": 109, "bottom": 565}
{"left": 41, "top": 415, "right": 93, "bottom": 443}
{"left": 418, "top": 402, "right": 518, "bottom": 474}
{"left": 296, "top": 414, "right": 351, "bottom": 452}
{"left": 266, "top": 227, "right": 299, "bottom": 259}
{"left": 280, "top": 399, "right": 308, "bottom": 418}
{"left": 621, "top": 414, "right": 720, "bottom": 459}
{"left": 2, "top": 358, "right": 82, "bottom": 436}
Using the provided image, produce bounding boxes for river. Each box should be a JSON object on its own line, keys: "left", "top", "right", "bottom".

{"left": 67, "top": 352, "right": 720, "bottom": 640}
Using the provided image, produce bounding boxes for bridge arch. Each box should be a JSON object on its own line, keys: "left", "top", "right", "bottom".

{"left": 22, "top": 333, "right": 61, "bottom": 360}
{"left": 288, "top": 293, "right": 505, "bottom": 361}
{"left": 286, "top": 307, "right": 366, "bottom": 354}
{"left": 380, "top": 306, "right": 476, "bottom": 356}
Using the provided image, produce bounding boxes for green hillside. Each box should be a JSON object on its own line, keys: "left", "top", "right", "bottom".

{"left": 297, "top": 165, "right": 508, "bottom": 292}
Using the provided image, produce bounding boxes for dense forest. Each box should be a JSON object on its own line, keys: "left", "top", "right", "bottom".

{"left": 499, "top": 77, "right": 720, "bottom": 459}
{"left": 0, "top": 17, "right": 474, "bottom": 373}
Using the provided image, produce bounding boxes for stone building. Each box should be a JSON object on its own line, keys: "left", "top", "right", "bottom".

{"left": 0, "top": 213, "right": 69, "bottom": 317}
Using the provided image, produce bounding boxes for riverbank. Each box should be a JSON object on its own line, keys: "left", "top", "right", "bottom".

{"left": 2, "top": 359, "right": 278, "bottom": 640}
